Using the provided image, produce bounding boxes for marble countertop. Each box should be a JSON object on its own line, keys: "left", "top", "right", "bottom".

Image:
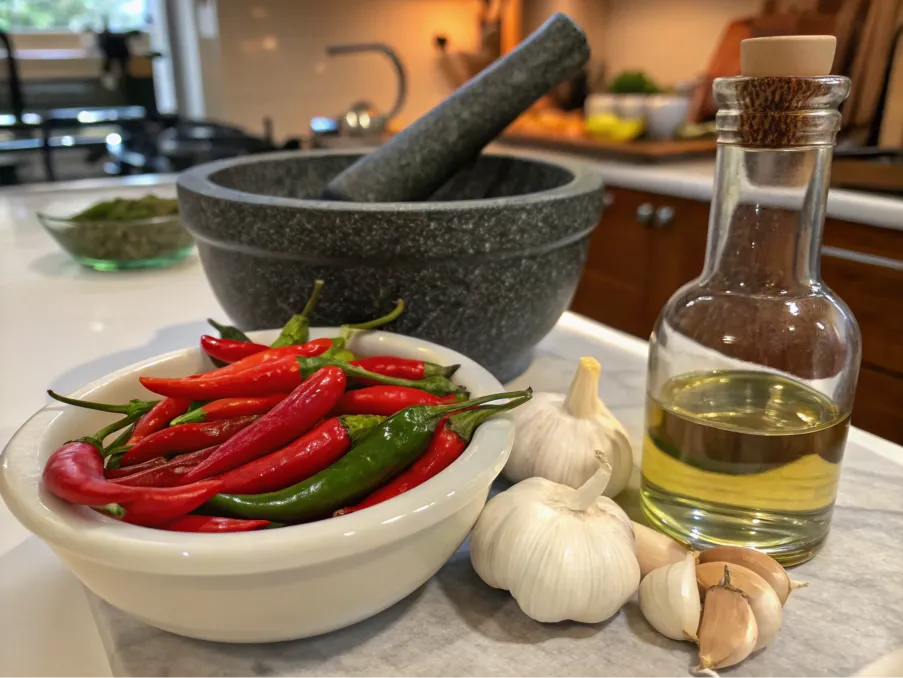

{"left": 89, "top": 313, "right": 903, "bottom": 676}
{"left": 1, "top": 176, "right": 901, "bottom": 676}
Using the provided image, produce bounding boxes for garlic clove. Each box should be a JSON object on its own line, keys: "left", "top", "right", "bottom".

{"left": 696, "top": 567, "right": 758, "bottom": 673}
{"left": 697, "top": 561, "right": 782, "bottom": 652}
{"left": 697, "top": 546, "right": 806, "bottom": 606}
{"left": 633, "top": 521, "right": 689, "bottom": 578}
{"left": 638, "top": 551, "right": 700, "bottom": 642}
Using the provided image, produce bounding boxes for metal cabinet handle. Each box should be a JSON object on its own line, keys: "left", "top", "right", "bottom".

{"left": 654, "top": 205, "right": 675, "bottom": 226}
{"left": 603, "top": 191, "right": 615, "bottom": 208}
{"left": 636, "top": 203, "right": 654, "bottom": 224}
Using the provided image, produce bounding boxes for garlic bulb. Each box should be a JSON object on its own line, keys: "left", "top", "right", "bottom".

{"left": 471, "top": 450, "right": 640, "bottom": 623}
{"left": 504, "top": 357, "right": 633, "bottom": 498}
{"left": 638, "top": 552, "right": 700, "bottom": 642}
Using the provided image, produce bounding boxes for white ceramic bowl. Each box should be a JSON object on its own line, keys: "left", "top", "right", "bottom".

{"left": 0, "top": 329, "right": 513, "bottom": 643}
{"left": 644, "top": 94, "right": 691, "bottom": 140}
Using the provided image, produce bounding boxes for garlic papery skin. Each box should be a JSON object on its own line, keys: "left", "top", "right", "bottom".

{"left": 633, "top": 521, "right": 690, "bottom": 577}
{"left": 697, "top": 546, "right": 806, "bottom": 606}
{"left": 696, "top": 568, "right": 758, "bottom": 674}
{"left": 638, "top": 552, "right": 701, "bottom": 642}
{"left": 696, "top": 562, "right": 782, "bottom": 652}
{"left": 471, "top": 450, "right": 640, "bottom": 624}
{"left": 504, "top": 356, "right": 633, "bottom": 498}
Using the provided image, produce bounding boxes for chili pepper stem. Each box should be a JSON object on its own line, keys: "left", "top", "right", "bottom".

{"left": 429, "top": 389, "right": 533, "bottom": 419}
{"left": 298, "top": 356, "right": 466, "bottom": 397}
{"left": 300, "top": 279, "right": 325, "bottom": 320}
{"left": 78, "top": 412, "right": 143, "bottom": 451}
{"left": 447, "top": 397, "right": 530, "bottom": 440}
{"left": 96, "top": 503, "right": 127, "bottom": 518}
{"left": 170, "top": 409, "right": 204, "bottom": 426}
{"left": 103, "top": 446, "right": 132, "bottom": 463}
{"left": 270, "top": 280, "right": 326, "bottom": 348}
{"left": 428, "top": 363, "right": 461, "bottom": 379}
{"left": 105, "top": 423, "right": 136, "bottom": 454}
{"left": 48, "top": 390, "right": 158, "bottom": 415}
{"left": 340, "top": 299, "right": 405, "bottom": 339}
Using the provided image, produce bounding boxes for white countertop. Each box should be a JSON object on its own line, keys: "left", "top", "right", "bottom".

{"left": 1, "top": 174, "right": 902, "bottom": 676}
{"left": 498, "top": 144, "right": 903, "bottom": 232}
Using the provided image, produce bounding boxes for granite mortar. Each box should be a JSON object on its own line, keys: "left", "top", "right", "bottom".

{"left": 177, "top": 149, "right": 604, "bottom": 380}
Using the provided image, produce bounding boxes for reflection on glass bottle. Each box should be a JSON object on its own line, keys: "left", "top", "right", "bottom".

{"left": 640, "top": 74, "right": 861, "bottom": 565}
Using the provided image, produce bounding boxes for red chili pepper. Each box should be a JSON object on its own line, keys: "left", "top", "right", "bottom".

{"left": 188, "top": 299, "right": 405, "bottom": 382}
{"left": 350, "top": 356, "right": 460, "bottom": 383}
{"left": 140, "top": 354, "right": 304, "bottom": 399}
{"left": 105, "top": 456, "right": 169, "bottom": 479}
{"left": 120, "top": 416, "right": 259, "bottom": 467}
{"left": 110, "top": 446, "right": 218, "bottom": 487}
{"left": 42, "top": 439, "right": 221, "bottom": 526}
{"left": 128, "top": 397, "right": 192, "bottom": 444}
{"left": 330, "top": 386, "right": 465, "bottom": 417}
{"left": 169, "top": 394, "right": 288, "bottom": 427}
{"left": 160, "top": 515, "right": 271, "bottom": 533}
{"left": 118, "top": 480, "right": 222, "bottom": 527}
{"left": 336, "top": 401, "right": 521, "bottom": 515}
{"left": 201, "top": 335, "right": 269, "bottom": 364}
{"left": 212, "top": 415, "right": 383, "bottom": 494}
{"left": 178, "top": 367, "right": 347, "bottom": 483}
{"left": 197, "top": 338, "right": 336, "bottom": 380}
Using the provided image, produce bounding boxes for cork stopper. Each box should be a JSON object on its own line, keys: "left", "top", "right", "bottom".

{"left": 740, "top": 36, "right": 837, "bottom": 77}
{"left": 715, "top": 35, "right": 848, "bottom": 148}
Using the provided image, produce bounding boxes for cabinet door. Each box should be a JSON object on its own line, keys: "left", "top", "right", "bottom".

{"left": 643, "top": 195, "right": 710, "bottom": 329}
{"left": 822, "top": 218, "right": 903, "bottom": 376}
{"left": 570, "top": 187, "right": 656, "bottom": 337}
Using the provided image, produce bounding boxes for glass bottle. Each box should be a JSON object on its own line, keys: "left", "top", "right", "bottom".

{"left": 640, "top": 68, "right": 861, "bottom": 565}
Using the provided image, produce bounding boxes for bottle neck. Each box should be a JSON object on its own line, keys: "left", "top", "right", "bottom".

{"left": 701, "top": 144, "right": 833, "bottom": 293}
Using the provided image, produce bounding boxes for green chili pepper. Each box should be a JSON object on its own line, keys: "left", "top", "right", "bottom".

{"left": 270, "top": 280, "right": 325, "bottom": 348}
{"left": 205, "top": 389, "right": 532, "bottom": 522}
{"left": 207, "top": 319, "right": 251, "bottom": 343}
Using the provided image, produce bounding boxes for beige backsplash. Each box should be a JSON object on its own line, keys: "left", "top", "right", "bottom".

{"left": 207, "top": 0, "right": 768, "bottom": 140}
{"left": 211, "top": 0, "right": 481, "bottom": 139}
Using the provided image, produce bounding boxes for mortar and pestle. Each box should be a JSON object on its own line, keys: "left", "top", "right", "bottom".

{"left": 178, "top": 14, "right": 605, "bottom": 381}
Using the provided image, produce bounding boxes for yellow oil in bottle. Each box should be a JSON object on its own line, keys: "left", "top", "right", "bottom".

{"left": 640, "top": 370, "right": 850, "bottom": 565}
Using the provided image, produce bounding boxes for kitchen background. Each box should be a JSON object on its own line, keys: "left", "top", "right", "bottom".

{"left": 2, "top": 0, "right": 903, "bottom": 447}
{"left": 5, "top": 0, "right": 900, "bottom": 174}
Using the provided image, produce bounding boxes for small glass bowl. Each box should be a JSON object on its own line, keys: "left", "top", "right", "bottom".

{"left": 37, "top": 211, "right": 195, "bottom": 271}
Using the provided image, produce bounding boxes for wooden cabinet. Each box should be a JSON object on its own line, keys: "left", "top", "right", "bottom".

{"left": 571, "top": 187, "right": 709, "bottom": 337}
{"left": 571, "top": 187, "right": 903, "bottom": 444}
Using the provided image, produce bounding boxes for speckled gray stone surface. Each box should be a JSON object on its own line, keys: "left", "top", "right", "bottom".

{"left": 86, "top": 318, "right": 903, "bottom": 677}
{"left": 322, "top": 13, "right": 589, "bottom": 202}
{"left": 177, "top": 150, "right": 605, "bottom": 381}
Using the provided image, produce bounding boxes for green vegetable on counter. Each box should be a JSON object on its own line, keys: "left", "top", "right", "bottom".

{"left": 44, "top": 195, "right": 193, "bottom": 267}
{"left": 608, "top": 71, "right": 662, "bottom": 95}
{"left": 71, "top": 195, "right": 179, "bottom": 222}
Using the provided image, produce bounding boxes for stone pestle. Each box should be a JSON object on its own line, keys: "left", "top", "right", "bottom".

{"left": 321, "top": 13, "right": 590, "bottom": 203}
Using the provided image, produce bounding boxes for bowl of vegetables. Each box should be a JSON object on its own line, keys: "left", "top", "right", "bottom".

{"left": 0, "top": 316, "right": 527, "bottom": 642}
{"left": 37, "top": 194, "right": 194, "bottom": 271}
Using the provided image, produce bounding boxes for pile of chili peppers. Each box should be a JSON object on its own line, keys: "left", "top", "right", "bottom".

{"left": 41, "top": 284, "right": 532, "bottom": 534}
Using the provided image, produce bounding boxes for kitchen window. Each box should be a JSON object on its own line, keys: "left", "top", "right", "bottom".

{"left": 0, "top": 0, "right": 149, "bottom": 32}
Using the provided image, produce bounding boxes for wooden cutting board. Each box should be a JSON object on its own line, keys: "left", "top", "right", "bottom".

{"left": 500, "top": 130, "right": 717, "bottom": 162}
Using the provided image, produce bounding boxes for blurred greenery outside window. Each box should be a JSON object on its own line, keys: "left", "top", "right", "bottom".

{"left": 0, "top": 0, "right": 148, "bottom": 32}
